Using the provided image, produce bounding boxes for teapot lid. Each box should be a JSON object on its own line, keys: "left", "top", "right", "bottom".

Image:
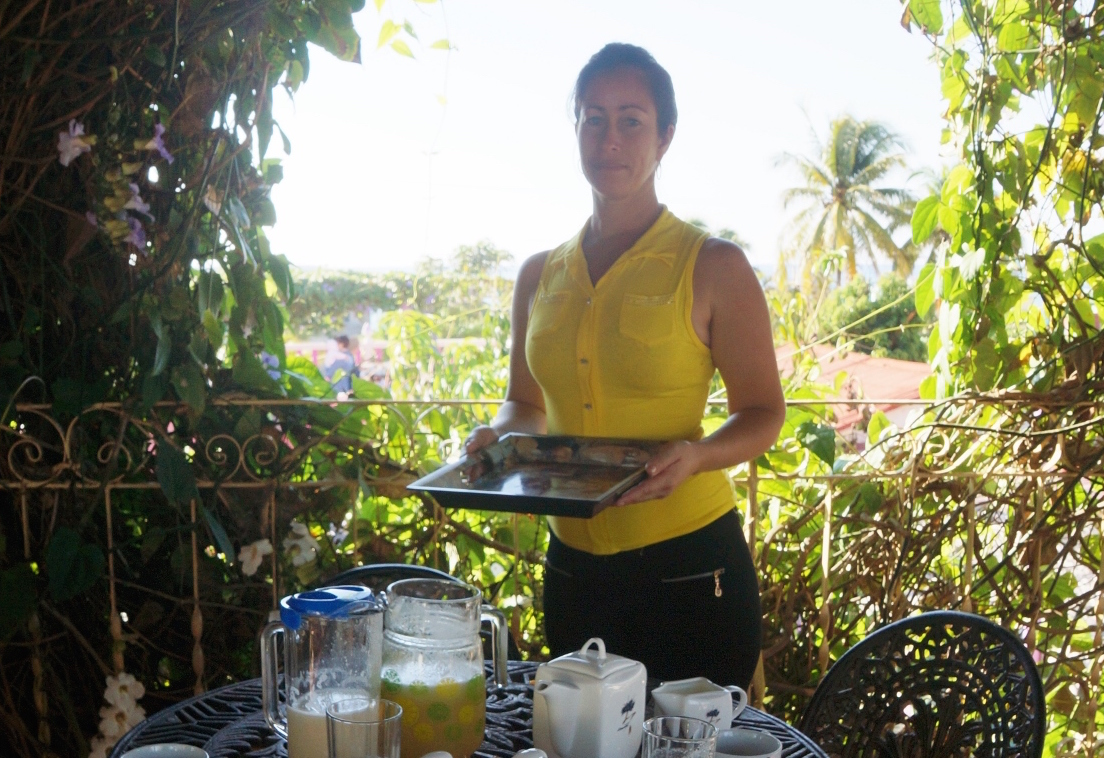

{"left": 544, "top": 637, "right": 643, "bottom": 680}
{"left": 280, "top": 586, "right": 382, "bottom": 630}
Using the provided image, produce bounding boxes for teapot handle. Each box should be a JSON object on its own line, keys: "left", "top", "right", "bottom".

{"left": 581, "top": 637, "right": 607, "bottom": 661}
{"left": 480, "top": 604, "right": 508, "bottom": 691}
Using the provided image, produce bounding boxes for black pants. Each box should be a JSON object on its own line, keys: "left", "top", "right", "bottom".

{"left": 543, "top": 510, "right": 761, "bottom": 689}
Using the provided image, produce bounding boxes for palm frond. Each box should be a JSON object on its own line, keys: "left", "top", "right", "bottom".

{"left": 854, "top": 207, "right": 904, "bottom": 259}
{"left": 851, "top": 154, "right": 908, "bottom": 186}
{"left": 781, "top": 187, "right": 829, "bottom": 209}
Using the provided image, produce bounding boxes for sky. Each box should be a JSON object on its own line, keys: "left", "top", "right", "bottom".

{"left": 267, "top": 0, "right": 949, "bottom": 276}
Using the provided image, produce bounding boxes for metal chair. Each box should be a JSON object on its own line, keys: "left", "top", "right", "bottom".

{"left": 322, "top": 562, "right": 461, "bottom": 592}
{"left": 798, "top": 610, "right": 1045, "bottom": 758}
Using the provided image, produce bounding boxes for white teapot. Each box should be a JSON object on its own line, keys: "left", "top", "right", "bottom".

{"left": 532, "top": 638, "right": 646, "bottom": 758}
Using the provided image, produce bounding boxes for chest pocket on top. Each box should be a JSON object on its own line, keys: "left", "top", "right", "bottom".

{"left": 528, "top": 289, "right": 571, "bottom": 339}
{"left": 619, "top": 292, "right": 676, "bottom": 346}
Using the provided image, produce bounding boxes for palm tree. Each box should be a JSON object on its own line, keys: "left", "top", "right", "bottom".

{"left": 686, "top": 218, "right": 751, "bottom": 251}
{"left": 779, "top": 116, "right": 916, "bottom": 289}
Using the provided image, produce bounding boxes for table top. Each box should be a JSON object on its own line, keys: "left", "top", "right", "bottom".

{"left": 110, "top": 661, "right": 827, "bottom": 758}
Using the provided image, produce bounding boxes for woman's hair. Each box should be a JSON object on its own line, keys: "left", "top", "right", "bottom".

{"left": 573, "top": 43, "right": 677, "bottom": 133}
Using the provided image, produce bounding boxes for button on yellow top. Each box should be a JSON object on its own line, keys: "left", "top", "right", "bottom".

{"left": 525, "top": 208, "right": 735, "bottom": 554}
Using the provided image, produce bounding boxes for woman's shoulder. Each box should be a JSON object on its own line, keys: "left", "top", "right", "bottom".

{"left": 696, "top": 237, "right": 755, "bottom": 277}
{"left": 514, "top": 250, "right": 554, "bottom": 298}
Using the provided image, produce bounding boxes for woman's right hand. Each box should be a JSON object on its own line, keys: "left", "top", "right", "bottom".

{"left": 463, "top": 425, "right": 500, "bottom": 455}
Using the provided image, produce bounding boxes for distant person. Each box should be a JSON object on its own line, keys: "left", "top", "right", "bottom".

{"left": 321, "top": 335, "right": 359, "bottom": 397}
{"left": 463, "top": 43, "right": 785, "bottom": 687}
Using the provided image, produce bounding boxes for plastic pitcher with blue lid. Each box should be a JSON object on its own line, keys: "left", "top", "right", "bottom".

{"left": 261, "top": 586, "right": 386, "bottom": 758}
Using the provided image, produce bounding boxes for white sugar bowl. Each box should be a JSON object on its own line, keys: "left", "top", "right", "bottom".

{"left": 532, "top": 638, "right": 647, "bottom": 758}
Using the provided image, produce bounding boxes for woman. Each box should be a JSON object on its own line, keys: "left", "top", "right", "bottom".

{"left": 465, "top": 43, "right": 785, "bottom": 688}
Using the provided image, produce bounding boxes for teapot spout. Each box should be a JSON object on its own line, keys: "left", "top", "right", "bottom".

{"left": 534, "top": 680, "right": 581, "bottom": 758}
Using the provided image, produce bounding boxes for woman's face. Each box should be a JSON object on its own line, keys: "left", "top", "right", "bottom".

{"left": 576, "top": 67, "right": 674, "bottom": 202}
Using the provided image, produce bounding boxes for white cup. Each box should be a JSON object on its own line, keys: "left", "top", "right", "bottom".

{"left": 715, "top": 728, "right": 782, "bottom": 758}
{"left": 651, "top": 678, "right": 748, "bottom": 729}
{"left": 119, "top": 746, "right": 209, "bottom": 758}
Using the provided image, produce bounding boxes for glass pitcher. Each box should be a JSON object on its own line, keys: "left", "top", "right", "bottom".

{"left": 261, "top": 586, "right": 385, "bottom": 758}
{"left": 380, "top": 578, "right": 507, "bottom": 758}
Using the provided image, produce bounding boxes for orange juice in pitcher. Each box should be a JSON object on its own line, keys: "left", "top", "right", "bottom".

{"left": 383, "top": 673, "right": 486, "bottom": 758}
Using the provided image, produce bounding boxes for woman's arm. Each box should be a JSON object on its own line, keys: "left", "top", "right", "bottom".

{"left": 615, "top": 238, "right": 786, "bottom": 505}
{"left": 464, "top": 252, "right": 550, "bottom": 453}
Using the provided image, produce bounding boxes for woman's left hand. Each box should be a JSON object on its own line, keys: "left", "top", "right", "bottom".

{"left": 614, "top": 440, "right": 701, "bottom": 506}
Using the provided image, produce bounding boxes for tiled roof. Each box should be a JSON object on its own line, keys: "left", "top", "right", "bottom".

{"left": 776, "top": 343, "right": 931, "bottom": 430}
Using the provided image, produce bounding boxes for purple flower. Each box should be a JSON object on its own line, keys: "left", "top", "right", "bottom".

{"left": 260, "top": 351, "right": 280, "bottom": 380}
{"left": 125, "top": 217, "right": 146, "bottom": 249}
{"left": 85, "top": 211, "right": 98, "bottom": 227}
{"left": 124, "top": 183, "right": 152, "bottom": 219}
{"left": 141, "top": 123, "right": 174, "bottom": 164}
{"left": 58, "top": 119, "right": 93, "bottom": 166}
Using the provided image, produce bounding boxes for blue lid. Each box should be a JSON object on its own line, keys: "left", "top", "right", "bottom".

{"left": 279, "top": 586, "right": 381, "bottom": 630}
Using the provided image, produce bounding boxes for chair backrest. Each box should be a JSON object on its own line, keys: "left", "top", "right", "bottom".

{"left": 322, "top": 562, "right": 461, "bottom": 593}
{"left": 798, "top": 610, "right": 1045, "bottom": 758}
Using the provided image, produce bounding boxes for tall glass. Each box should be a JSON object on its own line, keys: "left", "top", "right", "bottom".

{"left": 642, "top": 716, "right": 717, "bottom": 758}
{"left": 327, "top": 697, "right": 403, "bottom": 758}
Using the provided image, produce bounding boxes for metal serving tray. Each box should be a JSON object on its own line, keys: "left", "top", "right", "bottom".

{"left": 406, "top": 433, "right": 663, "bottom": 518}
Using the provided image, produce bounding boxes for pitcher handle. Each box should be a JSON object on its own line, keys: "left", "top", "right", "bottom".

{"left": 480, "top": 604, "right": 508, "bottom": 691}
{"left": 260, "top": 621, "right": 288, "bottom": 738}
{"left": 724, "top": 684, "right": 748, "bottom": 720}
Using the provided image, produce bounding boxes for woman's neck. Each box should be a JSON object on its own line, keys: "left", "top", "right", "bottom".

{"left": 587, "top": 187, "right": 662, "bottom": 245}
{"left": 582, "top": 188, "right": 663, "bottom": 283}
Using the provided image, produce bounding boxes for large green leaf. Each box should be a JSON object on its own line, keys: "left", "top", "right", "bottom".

{"left": 915, "top": 263, "right": 937, "bottom": 318}
{"left": 866, "top": 411, "right": 893, "bottom": 446}
{"left": 796, "top": 421, "right": 836, "bottom": 466}
{"left": 157, "top": 441, "right": 200, "bottom": 506}
{"left": 233, "top": 350, "right": 283, "bottom": 393}
{"left": 199, "top": 502, "right": 236, "bottom": 563}
{"left": 911, "top": 195, "right": 941, "bottom": 244}
{"left": 172, "top": 362, "right": 207, "bottom": 416}
{"left": 0, "top": 564, "right": 37, "bottom": 639}
{"left": 46, "top": 527, "right": 105, "bottom": 603}
{"left": 908, "top": 0, "right": 943, "bottom": 34}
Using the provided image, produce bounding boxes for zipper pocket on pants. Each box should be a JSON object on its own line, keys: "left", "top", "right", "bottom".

{"left": 660, "top": 568, "right": 725, "bottom": 597}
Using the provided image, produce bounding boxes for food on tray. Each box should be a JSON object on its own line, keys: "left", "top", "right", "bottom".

{"left": 578, "top": 443, "right": 652, "bottom": 467}
{"left": 513, "top": 435, "right": 539, "bottom": 457}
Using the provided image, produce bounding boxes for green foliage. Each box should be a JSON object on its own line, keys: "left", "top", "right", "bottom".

{"left": 0, "top": 564, "right": 37, "bottom": 640}
{"left": 287, "top": 242, "right": 514, "bottom": 340}
{"left": 900, "top": 0, "right": 1104, "bottom": 397}
{"left": 817, "top": 274, "right": 932, "bottom": 361}
{"left": 46, "top": 527, "right": 105, "bottom": 603}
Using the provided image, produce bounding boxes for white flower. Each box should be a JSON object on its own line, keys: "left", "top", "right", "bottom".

{"left": 57, "top": 119, "right": 94, "bottom": 166}
{"left": 88, "top": 734, "right": 115, "bottom": 758}
{"left": 104, "top": 672, "right": 145, "bottom": 710}
{"left": 238, "top": 538, "right": 273, "bottom": 576}
{"left": 283, "top": 521, "right": 320, "bottom": 566}
{"left": 99, "top": 701, "right": 146, "bottom": 738}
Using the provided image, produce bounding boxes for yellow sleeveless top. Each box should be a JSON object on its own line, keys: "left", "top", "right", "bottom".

{"left": 525, "top": 208, "right": 735, "bottom": 555}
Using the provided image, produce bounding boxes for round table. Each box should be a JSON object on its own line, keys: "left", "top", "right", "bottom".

{"left": 110, "top": 662, "right": 826, "bottom": 758}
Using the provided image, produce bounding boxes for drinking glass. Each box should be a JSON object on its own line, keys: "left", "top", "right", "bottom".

{"left": 642, "top": 715, "right": 717, "bottom": 758}
{"left": 326, "top": 697, "right": 402, "bottom": 758}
